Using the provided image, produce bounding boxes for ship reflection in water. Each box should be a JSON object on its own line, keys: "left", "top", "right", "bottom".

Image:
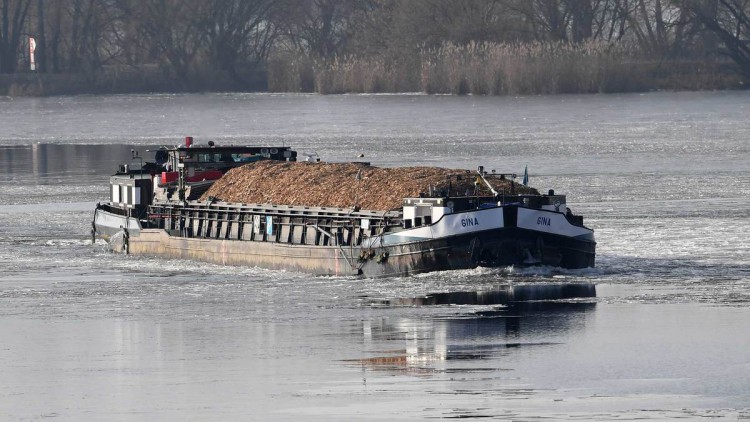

{"left": 350, "top": 283, "right": 596, "bottom": 375}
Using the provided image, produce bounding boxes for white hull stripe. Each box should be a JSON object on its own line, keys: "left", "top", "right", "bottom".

{"left": 370, "top": 206, "right": 593, "bottom": 246}
{"left": 516, "top": 208, "right": 593, "bottom": 240}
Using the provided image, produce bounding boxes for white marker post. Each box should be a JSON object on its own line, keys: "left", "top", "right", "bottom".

{"left": 29, "top": 37, "right": 36, "bottom": 71}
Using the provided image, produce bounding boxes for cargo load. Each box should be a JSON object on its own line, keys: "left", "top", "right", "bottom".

{"left": 201, "top": 160, "right": 538, "bottom": 211}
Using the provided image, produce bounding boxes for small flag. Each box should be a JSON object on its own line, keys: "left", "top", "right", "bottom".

{"left": 522, "top": 165, "right": 528, "bottom": 186}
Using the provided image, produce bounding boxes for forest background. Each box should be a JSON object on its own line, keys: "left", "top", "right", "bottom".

{"left": 1, "top": 0, "right": 749, "bottom": 96}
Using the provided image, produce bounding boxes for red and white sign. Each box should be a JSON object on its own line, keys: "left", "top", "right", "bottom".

{"left": 29, "top": 37, "right": 36, "bottom": 71}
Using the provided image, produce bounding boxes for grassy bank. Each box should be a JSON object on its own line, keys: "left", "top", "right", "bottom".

{"left": 0, "top": 66, "right": 268, "bottom": 97}
{"left": 0, "top": 67, "right": 172, "bottom": 97}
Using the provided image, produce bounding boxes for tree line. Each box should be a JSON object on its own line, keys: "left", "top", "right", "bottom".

{"left": 0, "top": 0, "right": 748, "bottom": 95}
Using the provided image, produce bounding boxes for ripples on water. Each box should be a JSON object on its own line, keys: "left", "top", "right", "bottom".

{"left": 0, "top": 91, "right": 749, "bottom": 420}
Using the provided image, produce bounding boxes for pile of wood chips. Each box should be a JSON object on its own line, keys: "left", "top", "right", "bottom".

{"left": 200, "top": 160, "right": 538, "bottom": 211}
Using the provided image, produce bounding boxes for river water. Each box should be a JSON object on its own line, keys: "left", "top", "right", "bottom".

{"left": 0, "top": 92, "right": 749, "bottom": 420}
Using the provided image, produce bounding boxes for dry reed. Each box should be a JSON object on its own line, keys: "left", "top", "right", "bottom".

{"left": 263, "top": 40, "right": 741, "bottom": 96}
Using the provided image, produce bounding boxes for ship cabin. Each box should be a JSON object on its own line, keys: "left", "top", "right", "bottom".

{"left": 156, "top": 143, "right": 297, "bottom": 178}
{"left": 108, "top": 169, "right": 155, "bottom": 220}
{"left": 103, "top": 141, "right": 297, "bottom": 221}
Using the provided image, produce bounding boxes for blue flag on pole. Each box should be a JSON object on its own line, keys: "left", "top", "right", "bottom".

{"left": 522, "top": 165, "right": 528, "bottom": 186}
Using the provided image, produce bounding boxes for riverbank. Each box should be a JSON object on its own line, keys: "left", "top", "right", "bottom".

{"left": 1, "top": 58, "right": 745, "bottom": 97}
{"left": 0, "top": 66, "right": 268, "bottom": 97}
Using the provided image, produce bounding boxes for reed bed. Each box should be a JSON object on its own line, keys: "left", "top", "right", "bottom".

{"left": 419, "top": 41, "right": 648, "bottom": 95}
{"left": 265, "top": 41, "right": 739, "bottom": 95}
{"left": 272, "top": 55, "right": 418, "bottom": 94}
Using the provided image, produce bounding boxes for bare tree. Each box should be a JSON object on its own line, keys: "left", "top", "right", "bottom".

{"left": 683, "top": 0, "right": 750, "bottom": 77}
{"left": 66, "top": 0, "right": 122, "bottom": 74}
{"left": 35, "top": 0, "right": 45, "bottom": 72}
{"left": 622, "top": 0, "right": 671, "bottom": 54}
{"left": 389, "top": 0, "right": 525, "bottom": 46}
{"left": 0, "top": 0, "right": 32, "bottom": 73}
{"left": 519, "top": 0, "right": 572, "bottom": 41}
{"left": 513, "top": 0, "right": 640, "bottom": 43}
{"left": 590, "top": 0, "right": 630, "bottom": 42}
{"left": 202, "top": 0, "right": 278, "bottom": 84}
{"left": 128, "top": 0, "right": 205, "bottom": 84}
{"left": 567, "top": 0, "right": 595, "bottom": 42}
{"left": 27, "top": 0, "right": 125, "bottom": 75}
{"left": 275, "top": 0, "right": 377, "bottom": 60}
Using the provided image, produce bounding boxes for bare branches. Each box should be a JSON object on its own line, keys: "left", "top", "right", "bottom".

{"left": 0, "top": 0, "right": 747, "bottom": 89}
{"left": 0, "top": 0, "right": 31, "bottom": 73}
{"left": 683, "top": 0, "right": 750, "bottom": 77}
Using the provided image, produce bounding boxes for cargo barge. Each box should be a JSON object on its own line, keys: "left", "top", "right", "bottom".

{"left": 93, "top": 139, "right": 595, "bottom": 277}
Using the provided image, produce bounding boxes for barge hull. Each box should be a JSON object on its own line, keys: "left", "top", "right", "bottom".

{"left": 116, "top": 227, "right": 595, "bottom": 278}
{"left": 93, "top": 207, "right": 142, "bottom": 241}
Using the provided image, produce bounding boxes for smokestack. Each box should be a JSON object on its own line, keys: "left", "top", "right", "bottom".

{"left": 185, "top": 136, "right": 193, "bottom": 148}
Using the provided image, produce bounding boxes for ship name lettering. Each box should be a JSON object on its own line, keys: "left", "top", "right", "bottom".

{"left": 461, "top": 217, "right": 479, "bottom": 227}
{"left": 537, "top": 216, "right": 551, "bottom": 226}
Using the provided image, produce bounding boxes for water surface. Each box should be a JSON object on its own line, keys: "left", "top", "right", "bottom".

{"left": 1, "top": 91, "right": 749, "bottom": 420}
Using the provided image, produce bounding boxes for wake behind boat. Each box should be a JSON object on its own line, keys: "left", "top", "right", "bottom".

{"left": 93, "top": 137, "right": 595, "bottom": 277}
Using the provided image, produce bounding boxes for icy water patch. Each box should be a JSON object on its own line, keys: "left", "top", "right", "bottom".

{"left": 1, "top": 91, "right": 749, "bottom": 419}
